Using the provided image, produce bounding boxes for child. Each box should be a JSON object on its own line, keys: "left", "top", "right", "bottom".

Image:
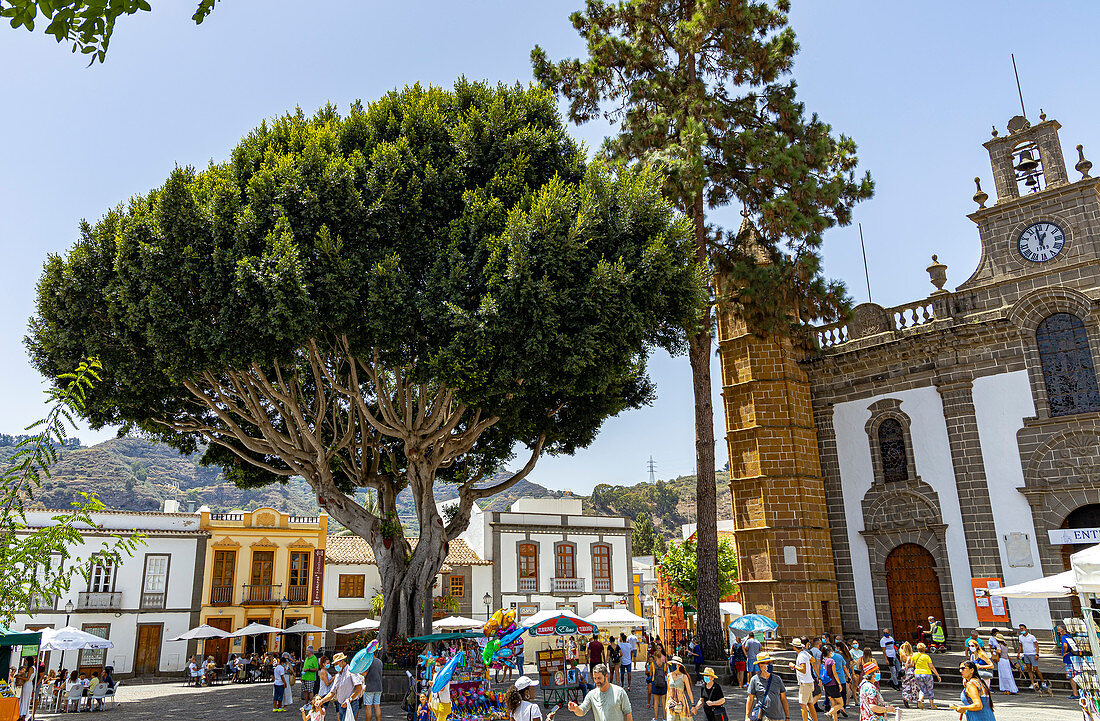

{"left": 301, "top": 696, "right": 325, "bottom": 721}
{"left": 417, "top": 692, "right": 432, "bottom": 721}
{"left": 645, "top": 651, "right": 655, "bottom": 709}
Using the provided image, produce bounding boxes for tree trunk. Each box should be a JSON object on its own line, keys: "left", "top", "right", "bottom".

{"left": 688, "top": 186, "right": 724, "bottom": 661}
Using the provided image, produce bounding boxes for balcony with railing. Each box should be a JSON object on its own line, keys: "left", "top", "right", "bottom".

{"left": 208, "top": 513, "right": 244, "bottom": 521}
{"left": 815, "top": 298, "right": 941, "bottom": 350}
{"left": 242, "top": 584, "right": 282, "bottom": 605}
{"left": 27, "top": 593, "right": 55, "bottom": 612}
{"left": 286, "top": 585, "right": 308, "bottom": 603}
{"left": 288, "top": 515, "right": 319, "bottom": 524}
{"left": 77, "top": 591, "right": 122, "bottom": 611}
{"left": 141, "top": 592, "right": 166, "bottom": 610}
{"left": 593, "top": 577, "right": 612, "bottom": 593}
{"left": 550, "top": 577, "right": 585, "bottom": 594}
{"left": 518, "top": 577, "right": 537, "bottom": 592}
{"left": 210, "top": 585, "right": 234, "bottom": 605}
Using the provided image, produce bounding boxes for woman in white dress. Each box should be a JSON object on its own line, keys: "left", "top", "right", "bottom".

{"left": 17, "top": 663, "right": 35, "bottom": 721}
{"left": 990, "top": 632, "right": 1018, "bottom": 694}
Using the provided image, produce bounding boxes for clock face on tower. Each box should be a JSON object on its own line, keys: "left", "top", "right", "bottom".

{"left": 1017, "top": 221, "right": 1066, "bottom": 263}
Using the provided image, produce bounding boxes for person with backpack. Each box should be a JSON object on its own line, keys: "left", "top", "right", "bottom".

{"left": 818, "top": 644, "right": 844, "bottom": 720}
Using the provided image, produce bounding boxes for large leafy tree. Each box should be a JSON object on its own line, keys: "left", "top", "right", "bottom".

{"left": 533, "top": 0, "right": 873, "bottom": 660}
{"left": 1, "top": 0, "right": 217, "bottom": 63}
{"left": 27, "top": 80, "right": 703, "bottom": 645}
{"left": 657, "top": 537, "right": 737, "bottom": 608}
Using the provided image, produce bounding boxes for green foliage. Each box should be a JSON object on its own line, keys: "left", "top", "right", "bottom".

{"left": 368, "top": 592, "right": 385, "bottom": 617}
{"left": 591, "top": 479, "right": 681, "bottom": 520}
{"left": 433, "top": 595, "right": 459, "bottom": 613}
{"left": 0, "top": 0, "right": 218, "bottom": 64}
{"left": 28, "top": 79, "right": 701, "bottom": 526}
{"left": 631, "top": 515, "right": 659, "bottom": 556}
{"left": 0, "top": 358, "right": 143, "bottom": 622}
{"left": 532, "top": 0, "right": 874, "bottom": 337}
{"left": 657, "top": 537, "right": 737, "bottom": 607}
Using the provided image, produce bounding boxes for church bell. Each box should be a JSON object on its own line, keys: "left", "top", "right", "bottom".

{"left": 1014, "top": 148, "right": 1040, "bottom": 173}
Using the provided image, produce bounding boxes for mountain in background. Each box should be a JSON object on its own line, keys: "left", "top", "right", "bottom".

{"left": 2, "top": 436, "right": 722, "bottom": 540}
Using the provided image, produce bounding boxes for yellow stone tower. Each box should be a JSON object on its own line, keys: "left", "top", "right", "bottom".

{"left": 716, "top": 228, "right": 840, "bottom": 637}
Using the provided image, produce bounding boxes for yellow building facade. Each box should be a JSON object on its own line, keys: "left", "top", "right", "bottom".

{"left": 198, "top": 507, "right": 328, "bottom": 662}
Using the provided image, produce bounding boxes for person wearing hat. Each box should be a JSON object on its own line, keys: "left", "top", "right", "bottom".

{"left": 744, "top": 653, "right": 788, "bottom": 721}
{"left": 318, "top": 652, "right": 364, "bottom": 721}
{"left": 301, "top": 645, "right": 319, "bottom": 703}
{"left": 507, "top": 676, "right": 543, "bottom": 721}
{"left": 857, "top": 661, "right": 896, "bottom": 721}
{"left": 694, "top": 668, "right": 727, "bottom": 721}
{"left": 988, "top": 632, "right": 1017, "bottom": 695}
{"left": 788, "top": 638, "right": 818, "bottom": 721}
{"left": 665, "top": 657, "right": 694, "bottom": 721}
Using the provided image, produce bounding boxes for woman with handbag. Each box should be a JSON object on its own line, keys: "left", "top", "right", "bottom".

{"left": 694, "top": 668, "right": 727, "bottom": 721}
{"left": 744, "top": 653, "right": 788, "bottom": 721}
{"left": 666, "top": 657, "right": 694, "bottom": 721}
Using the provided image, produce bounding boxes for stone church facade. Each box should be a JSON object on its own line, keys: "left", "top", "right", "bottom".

{"left": 719, "top": 111, "right": 1100, "bottom": 637}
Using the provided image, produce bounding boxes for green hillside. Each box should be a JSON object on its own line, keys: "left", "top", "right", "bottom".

{"left": 2, "top": 436, "right": 723, "bottom": 542}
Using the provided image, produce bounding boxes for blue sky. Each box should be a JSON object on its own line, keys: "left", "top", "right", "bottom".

{"left": 2, "top": 1, "right": 1099, "bottom": 493}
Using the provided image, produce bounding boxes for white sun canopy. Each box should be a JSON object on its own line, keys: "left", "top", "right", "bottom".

{"left": 334, "top": 617, "right": 381, "bottom": 634}
{"left": 985, "top": 570, "right": 1075, "bottom": 598}
{"left": 583, "top": 608, "right": 648, "bottom": 627}
{"left": 1071, "top": 544, "right": 1100, "bottom": 595}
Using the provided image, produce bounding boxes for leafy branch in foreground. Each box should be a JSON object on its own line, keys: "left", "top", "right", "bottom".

{"left": 0, "top": 357, "right": 143, "bottom": 623}
{"left": 0, "top": 0, "right": 220, "bottom": 63}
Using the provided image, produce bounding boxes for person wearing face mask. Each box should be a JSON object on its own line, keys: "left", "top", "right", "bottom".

{"left": 319, "top": 652, "right": 364, "bottom": 721}
{"left": 856, "top": 662, "right": 896, "bottom": 721}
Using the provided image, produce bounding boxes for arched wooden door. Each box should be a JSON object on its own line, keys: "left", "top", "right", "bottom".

{"left": 885, "top": 544, "right": 945, "bottom": 639}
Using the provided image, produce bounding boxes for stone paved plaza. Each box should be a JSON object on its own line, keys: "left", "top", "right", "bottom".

{"left": 33, "top": 677, "right": 1084, "bottom": 721}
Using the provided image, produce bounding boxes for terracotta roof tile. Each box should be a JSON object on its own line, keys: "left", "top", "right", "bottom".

{"left": 325, "top": 536, "right": 489, "bottom": 566}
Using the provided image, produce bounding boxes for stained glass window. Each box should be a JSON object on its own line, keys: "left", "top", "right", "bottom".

{"left": 1037, "top": 313, "right": 1100, "bottom": 417}
{"left": 878, "top": 418, "right": 908, "bottom": 483}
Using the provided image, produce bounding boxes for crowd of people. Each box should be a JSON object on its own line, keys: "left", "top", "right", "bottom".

{"left": 6, "top": 659, "right": 117, "bottom": 718}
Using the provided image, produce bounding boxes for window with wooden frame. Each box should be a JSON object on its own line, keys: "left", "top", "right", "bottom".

{"left": 211, "top": 550, "right": 236, "bottom": 604}
{"left": 449, "top": 575, "right": 465, "bottom": 598}
{"left": 591, "top": 544, "right": 612, "bottom": 579}
{"left": 554, "top": 542, "right": 576, "bottom": 579}
{"left": 288, "top": 551, "right": 310, "bottom": 601}
{"left": 88, "top": 559, "right": 115, "bottom": 593}
{"left": 338, "top": 574, "right": 365, "bottom": 598}
{"left": 518, "top": 543, "right": 538, "bottom": 579}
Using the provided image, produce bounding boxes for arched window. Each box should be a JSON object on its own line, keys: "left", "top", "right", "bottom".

{"left": 1037, "top": 313, "right": 1100, "bottom": 416}
{"left": 555, "top": 542, "right": 576, "bottom": 579}
{"left": 518, "top": 542, "right": 538, "bottom": 592}
{"left": 877, "top": 418, "right": 909, "bottom": 483}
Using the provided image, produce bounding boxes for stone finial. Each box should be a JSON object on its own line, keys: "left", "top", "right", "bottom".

{"left": 991, "top": 125, "right": 999, "bottom": 138}
{"left": 972, "top": 177, "right": 988, "bottom": 208}
{"left": 1077, "top": 144, "right": 1093, "bottom": 179}
{"left": 926, "top": 255, "right": 948, "bottom": 293}
{"left": 1040, "top": 108, "right": 1047, "bottom": 121}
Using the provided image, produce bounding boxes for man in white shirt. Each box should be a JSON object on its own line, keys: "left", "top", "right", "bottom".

{"left": 320, "top": 652, "right": 364, "bottom": 721}
{"left": 1016, "top": 624, "right": 1047, "bottom": 690}
{"left": 788, "top": 638, "right": 818, "bottom": 721}
{"left": 879, "top": 629, "right": 900, "bottom": 689}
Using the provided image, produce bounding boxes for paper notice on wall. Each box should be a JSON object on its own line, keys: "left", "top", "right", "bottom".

{"left": 976, "top": 597, "right": 990, "bottom": 607}
{"left": 989, "top": 595, "right": 1006, "bottom": 617}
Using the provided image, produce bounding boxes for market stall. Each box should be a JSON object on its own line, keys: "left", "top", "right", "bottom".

{"left": 1070, "top": 545, "right": 1100, "bottom": 719}
{"left": 0, "top": 627, "right": 40, "bottom": 721}
{"left": 524, "top": 612, "right": 598, "bottom": 707}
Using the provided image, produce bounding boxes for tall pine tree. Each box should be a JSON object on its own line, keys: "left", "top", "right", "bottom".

{"left": 533, "top": 0, "right": 872, "bottom": 659}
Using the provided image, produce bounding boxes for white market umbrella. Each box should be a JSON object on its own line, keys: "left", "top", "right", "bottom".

{"left": 433, "top": 616, "right": 484, "bottom": 630}
{"left": 232, "top": 622, "right": 284, "bottom": 637}
{"left": 985, "top": 570, "right": 1075, "bottom": 599}
{"left": 584, "top": 608, "right": 648, "bottom": 627}
{"left": 284, "top": 620, "right": 326, "bottom": 634}
{"left": 334, "top": 617, "right": 381, "bottom": 634}
{"left": 168, "top": 624, "right": 232, "bottom": 642}
{"left": 521, "top": 609, "right": 588, "bottom": 628}
{"left": 41, "top": 626, "right": 114, "bottom": 651}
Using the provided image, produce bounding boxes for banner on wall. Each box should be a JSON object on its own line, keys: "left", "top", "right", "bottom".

{"left": 311, "top": 549, "right": 325, "bottom": 605}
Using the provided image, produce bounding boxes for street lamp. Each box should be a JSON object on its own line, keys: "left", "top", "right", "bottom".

{"left": 60, "top": 599, "right": 74, "bottom": 673}
{"left": 279, "top": 597, "right": 289, "bottom": 654}
{"left": 483, "top": 592, "right": 492, "bottom": 620}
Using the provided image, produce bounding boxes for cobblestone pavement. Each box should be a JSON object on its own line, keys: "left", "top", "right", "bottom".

{"left": 30, "top": 677, "right": 1085, "bottom": 721}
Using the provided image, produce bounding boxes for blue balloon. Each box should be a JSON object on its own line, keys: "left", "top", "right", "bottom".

{"left": 432, "top": 651, "right": 464, "bottom": 694}
{"left": 349, "top": 647, "right": 374, "bottom": 673}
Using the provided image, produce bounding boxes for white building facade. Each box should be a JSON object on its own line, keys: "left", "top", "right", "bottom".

{"left": 461, "top": 497, "right": 634, "bottom": 624}
{"left": 14, "top": 505, "right": 206, "bottom": 677}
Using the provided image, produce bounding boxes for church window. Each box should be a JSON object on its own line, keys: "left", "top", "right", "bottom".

{"left": 1037, "top": 313, "right": 1100, "bottom": 417}
{"left": 877, "top": 418, "right": 909, "bottom": 483}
